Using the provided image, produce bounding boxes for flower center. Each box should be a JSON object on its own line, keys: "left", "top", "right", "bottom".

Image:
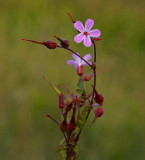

{"left": 83, "top": 31, "right": 89, "bottom": 36}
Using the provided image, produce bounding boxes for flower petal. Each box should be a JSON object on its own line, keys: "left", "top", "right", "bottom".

{"left": 72, "top": 53, "right": 80, "bottom": 61}
{"left": 85, "top": 19, "right": 94, "bottom": 31}
{"left": 74, "top": 21, "right": 84, "bottom": 32}
{"left": 89, "top": 29, "right": 101, "bottom": 37}
{"left": 83, "top": 54, "right": 92, "bottom": 61}
{"left": 67, "top": 60, "right": 75, "bottom": 65}
{"left": 74, "top": 33, "right": 84, "bottom": 43}
{"left": 83, "top": 36, "right": 92, "bottom": 47}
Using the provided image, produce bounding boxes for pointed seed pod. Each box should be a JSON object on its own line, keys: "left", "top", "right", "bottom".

{"left": 60, "top": 119, "right": 68, "bottom": 132}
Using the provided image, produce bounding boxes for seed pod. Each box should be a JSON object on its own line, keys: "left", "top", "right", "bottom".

{"left": 43, "top": 41, "right": 57, "bottom": 49}
{"left": 60, "top": 119, "right": 68, "bottom": 132}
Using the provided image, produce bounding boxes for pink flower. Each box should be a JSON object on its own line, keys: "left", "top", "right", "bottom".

{"left": 74, "top": 19, "right": 101, "bottom": 47}
{"left": 67, "top": 53, "right": 92, "bottom": 76}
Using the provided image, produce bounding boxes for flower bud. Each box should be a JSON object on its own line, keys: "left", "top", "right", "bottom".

{"left": 61, "top": 39, "right": 70, "bottom": 48}
{"left": 43, "top": 41, "right": 57, "bottom": 49}
{"left": 90, "top": 107, "right": 104, "bottom": 127}
{"left": 94, "top": 93, "right": 104, "bottom": 106}
{"left": 60, "top": 119, "right": 68, "bottom": 132}
{"left": 54, "top": 35, "right": 70, "bottom": 48}
{"left": 68, "top": 107, "right": 76, "bottom": 132}
{"left": 94, "top": 37, "right": 102, "bottom": 41}
{"left": 77, "top": 65, "right": 83, "bottom": 76}
{"left": 59, "top": 93, "right": 65, "bottom": 109}
{"left": 21, "top": 39, "right": 57, "bottom": 49}
{"left": 94, "top": 107, "right": 104, "bottom": 117}
{"left": 83, "top": 74, "right": 93, "bottom": 81}
{"left": 65, "top": 102, "right": 72, "bottom": 112}
{"left": 91, "top": 85, "right": 104, "bottom": 105}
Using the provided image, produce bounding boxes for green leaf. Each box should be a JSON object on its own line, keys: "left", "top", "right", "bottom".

{"left": 76, "top": 106, "right": 90, "bottom": 129}
{"left": 58, "top": 148, "right": 66, "bottom": 160}
{"left": 77, "top": 79, "right": 84, "bottom": 90}
{"left": 74, "top": 144, "right": 80, "bottom": 156}
{"left": 76, "top": 89, "right": 85, "bottom": 94}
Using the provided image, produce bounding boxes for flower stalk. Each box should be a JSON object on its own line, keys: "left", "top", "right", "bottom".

{"left": 22, "top": 13, "right": 104, "bottom": 160}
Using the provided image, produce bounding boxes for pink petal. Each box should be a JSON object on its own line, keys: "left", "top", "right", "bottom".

{"left": 74, "top": 21, "right": 84, "bottom": 32}
{"left": 83, "top": 36, "right": 92, "bottom": 47}
{"left": 74, "top": 33, "right": 84, "bottom": 43}
{"left": 82, "top": 54, "right": 92, "bottom": 66}
{"left": 67, "top": 60, "right": 75, "bottom": 65}
{"left": 83, "top": 54, "right": 92, "bottom": 61}
{"left": 89, "top": 29, "right": 101, "bottom": 37}
{"left": 72, "top": 53, "right": 80, "bottom": 61}
{"left": 85, "top": 19, "right": 94, "bottom": 31}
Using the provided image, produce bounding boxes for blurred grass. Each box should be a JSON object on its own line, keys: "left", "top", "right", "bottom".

{"left": 0, "top": 0, "right": 145, "bottom": 160}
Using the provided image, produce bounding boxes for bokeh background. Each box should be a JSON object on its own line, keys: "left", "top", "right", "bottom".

{"left": 0, "top": 0, "right": 145, "bottom": 160}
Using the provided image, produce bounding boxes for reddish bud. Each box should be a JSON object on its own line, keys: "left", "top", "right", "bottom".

{"left": 65, "top": 102, "right": 72, "bottom": 112}
{"left": 22, "top": 39, "right": 57, "bottom": 49}
{"left": 54, "top": 35, "right": 70, "bottom": 48}
{"left": 77, "top": 65, "right": 83, "bottom": 76}
{"left": 90, "top": 107, "right": 104, "bottom": 127}
{"left": 58, "top": 85, "right": 65, "bottom": 109}
{"left": 83, "top": 74, "right": 93, "bottom": 81}
{"left": 94, "top": 107, "right": 104, "bottom": 117}
{"left": 91, "top": 85, "right": 104, "bottom": 105}
{"left": 68, "top": 107, "right": 76, "bottom": 132}
{"left": 59, "top": 93, "right": 65, "bottom": 109}
{"left": 60, "top": 119, "right": 68, "bottom": 132}
{"left": 94, "top": 37, "right": 102, "bottom": 41}
{"left": 72, "top": 96, "right": 80, "bottom": 105}
{"left": 43, "top": 41, "right": 57, "bottom": 49}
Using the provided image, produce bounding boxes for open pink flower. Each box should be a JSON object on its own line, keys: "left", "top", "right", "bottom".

{"left": 74, "top": 19, "right": 101, "bottom": 47}
{"left": 67, "top": 53, "right": 92, "bottom": 76}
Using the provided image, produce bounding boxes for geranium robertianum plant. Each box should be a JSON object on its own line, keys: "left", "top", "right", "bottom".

{"left": 22, "top": 13, "right": 104, "bottom": 160}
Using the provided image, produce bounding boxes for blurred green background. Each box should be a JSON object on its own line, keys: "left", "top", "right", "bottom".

{"left": 0, "top": 0, "right": 145, "bottom": 159}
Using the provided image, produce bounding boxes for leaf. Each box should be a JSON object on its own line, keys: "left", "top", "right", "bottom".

{"left": 58, "top": 148, "right": 67, "bottom": 160}
{"left": 76, "top": 89, "right": 85, "bottom": 94}
{"left": 74, "top": 144, "right": 80, "bottom": 156}
{"left": 76, "top": 105, "right": 90, "bottom": 129}
{"left": 77, "top": 79, "right": 84, "bottom": 90}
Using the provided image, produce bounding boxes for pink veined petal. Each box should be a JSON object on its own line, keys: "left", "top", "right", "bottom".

{"left": 89, "top": 29, "right": 101, "bottom": 37}
{"left": 67, "top": 60, "right": 76, "bottom": 65}
{"left": 83, "top": 54, "right": 92, "bottom": 61}
{"left": 72, "top": 53, "right": 80, "bottom": 61}
{"left": 74, "top": 21, "right": 84, "bottom": 32}
{"left": 74, "top": 33, "right": 84, "bottom": 43}
{"left": 83, "top": 36, "right": 92, "bottom": 47}
{"left": 74, "top": 64, "right": 78, "bottom": 69}
{"left": 85, "top": 19, "right": 94, "bottom": 31}
{"left": 82, "top": 54, "right": 92, "bottom": 66}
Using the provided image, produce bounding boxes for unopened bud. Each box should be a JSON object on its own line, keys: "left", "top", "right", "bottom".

{"left": 65, "top": 102, "right": 72, "bottom": 112}
{"left": 68, "top": 107, "right": 76, "bottom": 132}
{"left": 43, "top": 41, "right": 57, "bottom": 49}
{"left": 60, "top": 119, "right": 68, "bottom": 132}
{"left": 77, "top": 65, "right": 83, "bottom": 76}
{"left": 94, "top": 37, "right": 102, "bottom": 41}
{"left": 83, "top": 74, "right": 93, "bottom": 81}
{"left": 90, "top": 107, "right": 104, "bottom": 127}
{"left": 22, "top": 39, "right": 57, "bottom": 49}
{"left": 59, "top": 93, "right": 65, "bottom": 109}
{"left": 54, "top": 35, "right": 70, "bottom": 48}
{"left": 94, "top": 107, "right": 104, "bottom": 117}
